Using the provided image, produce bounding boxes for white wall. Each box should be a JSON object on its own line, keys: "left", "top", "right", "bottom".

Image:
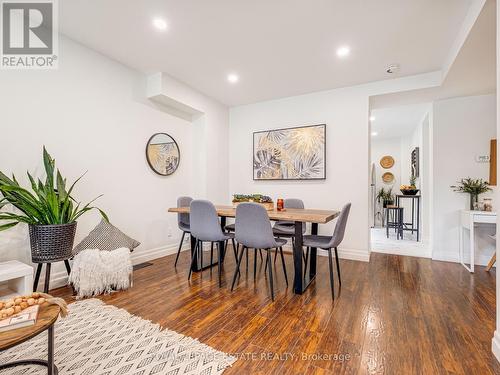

{"left": 493, "top": 2, "right": 500, "bottom": 360}
{"left": 432, "top": 94, "right": 496, "bottom": 264}
{"left": 0, "top": 36, "right": 229, "bottom": 285}
{"left": 228, "top": 73, "right": 442, "bottom": 262}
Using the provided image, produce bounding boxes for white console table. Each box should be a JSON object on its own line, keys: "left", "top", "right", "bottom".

{"left": 459, "top": 210, "right": 496, "bottom": 273}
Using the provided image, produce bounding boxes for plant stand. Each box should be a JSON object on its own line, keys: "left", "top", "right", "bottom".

{"left": 33, "top": 260, "right": 72, "bottom": 293}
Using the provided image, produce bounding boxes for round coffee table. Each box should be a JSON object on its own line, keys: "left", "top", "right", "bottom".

{"left": 0, "top": 303, "right": 60, "bottom": 375}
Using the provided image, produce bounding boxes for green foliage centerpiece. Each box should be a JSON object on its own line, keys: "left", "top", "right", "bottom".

{"left": 232, "top": 194, "right": 274, "bottom": 210}
{"left": 451, "top": 178, "right": 491, "bottom": 211}
{"left": 0, "top": 147, "right": 107, "bottom": 262}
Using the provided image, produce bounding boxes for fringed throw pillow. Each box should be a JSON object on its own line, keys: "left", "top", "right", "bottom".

{"left": 69, "top": 247, "right": 132, "bottom": 298}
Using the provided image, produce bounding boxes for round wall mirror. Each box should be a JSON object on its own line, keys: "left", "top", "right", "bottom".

{"left": 146, "top": 133, "right": 180, "bottom": 176}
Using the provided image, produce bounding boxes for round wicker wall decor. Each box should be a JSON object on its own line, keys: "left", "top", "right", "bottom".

{"left": 382, "top": 172, "right": 395, "bottom": 184}
{"left": 380, "top": 155, "right": 395, "bottom": 169}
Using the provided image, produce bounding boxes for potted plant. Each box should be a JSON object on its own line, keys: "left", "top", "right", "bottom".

{"left": 376, "top": 187, "right": 394, "bottom": 208}
{"left": 451, "top": 178, "right": 491, "bottom": 210}
{"left": 0, "top": 147, "right": 108, "bottom": 263}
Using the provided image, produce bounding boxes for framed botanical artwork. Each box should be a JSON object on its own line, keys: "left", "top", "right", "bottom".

{"left": 253, "top": 124, "right": 326, "bottom": 180}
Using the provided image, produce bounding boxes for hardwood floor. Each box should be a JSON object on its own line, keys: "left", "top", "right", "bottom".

{"left": 52, "top": 249, "right": 500, "bottom": 374}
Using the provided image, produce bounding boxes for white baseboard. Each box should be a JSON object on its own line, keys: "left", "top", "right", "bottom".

{"left": 281, "top": 244, "right": 370, "bottom": 262}
{"left": 431, "top": 254, "right": 460, "bottom": 263}
{"left": 44, "top": 242, "right": 191, "bottom": 291}
{"left": 492, "top": 331, "right": 500, "bottom": 363}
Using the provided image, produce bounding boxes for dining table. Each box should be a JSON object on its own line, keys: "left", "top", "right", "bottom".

{"left": 168, "top": 205, "right": 339, "bottom": 295}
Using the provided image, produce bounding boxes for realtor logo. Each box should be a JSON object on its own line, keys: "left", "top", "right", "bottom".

{"left": 1, "top": 0, "right": 58, "bottom": 69}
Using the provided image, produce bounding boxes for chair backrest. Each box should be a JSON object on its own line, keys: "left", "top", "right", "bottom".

{"left": 235, "top": 203, "right": 278, "bottom": 249}
{"left": 189, "top": 200, "right": 225, "bottom": 241}
{"left": 177, "top": 196, "right": 193, "bottom": 229}
{"left": 275, "top": 198, "right": 304, "bottom": 226}
{"left": 329, "top": 203, "right": 351, "bottom": 248}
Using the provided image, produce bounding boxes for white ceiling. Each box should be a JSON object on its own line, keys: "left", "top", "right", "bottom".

{"left": 59, "top": 0, "right": 474, "bottom": 106}
{"left": 370, "top": 0, "right": 496, "bottom": 109}
{"left": 371, "top": 104, "right": 430, "bottom": 139}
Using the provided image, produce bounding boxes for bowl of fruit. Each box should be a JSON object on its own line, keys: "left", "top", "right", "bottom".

{"left": 400, "top": 185, "right": 419, "bottom": 195}
{"left": 232, "top": 194, "right": 274, "bottom": 210}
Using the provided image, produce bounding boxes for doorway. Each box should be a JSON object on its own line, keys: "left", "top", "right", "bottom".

{"left": 369, "top": 104, "right": 432, "bottom": 258}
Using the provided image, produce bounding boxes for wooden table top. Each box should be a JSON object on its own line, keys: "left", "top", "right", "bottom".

{"left": 0, "top": 304, "right": 60, "bottom": 351}
{"left": 168, "top": 205, "right": 339, "bottom": 224}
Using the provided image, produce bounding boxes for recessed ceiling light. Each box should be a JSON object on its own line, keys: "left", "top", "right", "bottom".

{"left": 227, "top": 73, "right": 239, "bottom": 84}
{"left": 336, "top": 46, "right": 350, "bottom": 58}
{"left": 371, "top": 131, "right": 378, "bottom": 136}
{"left": 153, "top": 18, "right": 168, "bottom": 31}
{"left": 370, "top": 116, "right": 376, "bottom": 122}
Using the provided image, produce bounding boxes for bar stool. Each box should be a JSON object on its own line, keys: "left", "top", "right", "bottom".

{"left": 386, "top": 205, "right": 404, "bottom": 240}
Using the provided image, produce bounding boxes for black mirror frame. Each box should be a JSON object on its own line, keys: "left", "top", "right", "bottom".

{"left": 145, "top": 132, "right": 181, "bottom": 176}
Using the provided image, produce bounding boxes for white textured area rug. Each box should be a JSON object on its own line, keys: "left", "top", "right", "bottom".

{"left": 0, "top": 299, "right": 235, "bottom": 375}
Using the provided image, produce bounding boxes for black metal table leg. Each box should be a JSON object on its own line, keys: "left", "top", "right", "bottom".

{"left": 293, "top": 221, "right": 303, "bottom": 294}
{"left": 416, "top": 196, "right": 420, "bottom": 241}
{"left": 309, "top": 223, "right": 318, "bottom": 278}
{"left": 0, "top": 324, "right": 59, "bottom": 374}
{"left": 293, "top": 221, "right": 316, "bottom": 294}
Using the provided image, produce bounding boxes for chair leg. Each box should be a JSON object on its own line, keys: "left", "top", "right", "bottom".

{"left": 217, "top": 242, "right": 222, "bottom": 287}
{"left": 267, "top": 249, "right": 274, "bottom": 301}
{"left": 327, "top": 249, "right": 335, "bottom": 300}
{"left": 334, "top": 247, "right": 341, "bottom": 287}
{"left": 264, "top": 253, "right": 268, "bottom": 272}
{"left": 259, "top": 249, "right": 263, "bottom": 261}
{"left": 231, "top": 245, "right": 246, "bottom": 291}
{"left": 246, "top": 246, "right": 249, "bottom": 271}
{"left": 279, "top": 247, "right": 288, "bottom": 286}
{"left": 200, "top": 241, "right": 204, "bottom": 273}
{"left": 43, "top": 263, "right": 52, "bottom": 293}
{"left": 210, "top": 242, "right": 214, "bottom": 266}
{"left": 188, "top": 240, "right": 199, "bottom": 280}
{"left": 175, "top": 232, "right": 186, "bottom": 267}
{"left": 231, "top": 238, "right": 238, "bottom": 260}
{"left": 254, "top": 248, "right": 257, "bottom": 279}
{"left": 304, "top": 247, "right": 309, "bottom": 277}
{"left": 33, "top": 263, "right": 42, "bottom": 292}
{"left": 274, "top": 248, "right": 278, "bottom": 264}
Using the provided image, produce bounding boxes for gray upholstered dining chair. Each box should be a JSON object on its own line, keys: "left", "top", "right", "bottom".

{"left": 231, "top": 203, "right": 288, "bottom": 300}
{"left": 188, "top": 200, "right": 237, "bottom": 286}
{"left": 303, "top": 203, "right": 351, "bottom": 299}
{"left": 174, "top": 196, "right": 193, "bottom": 267}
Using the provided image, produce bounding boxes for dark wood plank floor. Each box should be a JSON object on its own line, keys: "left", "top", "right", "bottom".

{"left": 52, "top": 249, "right": 500, "bottom": 374}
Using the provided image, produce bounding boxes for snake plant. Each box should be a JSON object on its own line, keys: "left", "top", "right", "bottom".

{"left": 0, "top": 147, "right": 108, "bottom": 231}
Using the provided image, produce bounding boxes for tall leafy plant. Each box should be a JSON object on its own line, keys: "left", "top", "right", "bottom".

{"left": 0, "top": 147, "right": 107, "bottom": 231}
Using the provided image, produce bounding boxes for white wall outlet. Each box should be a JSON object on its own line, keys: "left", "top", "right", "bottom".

{"left": 167, "top": 226, "right": 173, "bottom": 238}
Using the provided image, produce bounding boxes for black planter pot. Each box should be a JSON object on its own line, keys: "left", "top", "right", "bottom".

{"left": 383, "top": 200, "right": 394, "bottom": 208}
{"left": 28, "top": 222, "right": 77, "bottom": 263}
